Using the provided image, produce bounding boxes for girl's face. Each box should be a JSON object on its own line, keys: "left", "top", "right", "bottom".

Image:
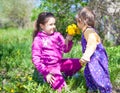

{"left": 76, "top": 18, "right": 83, "bottom": 30}
{"left": 40, "top": 17, "right": 56, "bottom": 35}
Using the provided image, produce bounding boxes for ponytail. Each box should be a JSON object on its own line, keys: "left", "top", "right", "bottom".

{"left": 32, "top": 20, "right": 40, "bottom": 40}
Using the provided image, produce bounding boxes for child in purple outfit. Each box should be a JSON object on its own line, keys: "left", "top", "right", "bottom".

{"left": 31, "top": 12, "right": 82, "bottom": 92}
{"left": 76, "top": 7, "right": 112, "bottom": 93}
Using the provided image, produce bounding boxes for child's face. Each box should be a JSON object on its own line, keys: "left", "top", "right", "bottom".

{"left": 76, "top": 18, "right": 84, "bottom": 30}
{"left": 76, "top": 19, "right": 82, "bottom": 29}
{"left": 41, "top": 17, "right": 56, "bottom": 35}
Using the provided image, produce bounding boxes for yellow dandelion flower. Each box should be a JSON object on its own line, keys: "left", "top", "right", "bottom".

{"left": 69, "top": 29, "right": 76, "bottom": 36}
{"left": 0, "top": 87, "right": 1, "bottom": 91}
{"left": 28, "top": 76, "right": 32, "bottom": 81}
{"left": 76, "top": 28, "right": 80, "bottom": 34}
{"left": 72, "top": 24, "right": 77, "bottom": 29}
{"left": 10, "top": 89, "right": 14, "bottom": 93}
{"left": 66, "top": 24, "right": 80, "bottom": 36}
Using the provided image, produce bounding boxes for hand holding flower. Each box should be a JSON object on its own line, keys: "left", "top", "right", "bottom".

{"left": 66, "top": 24, "right": 80, "bottom": 36}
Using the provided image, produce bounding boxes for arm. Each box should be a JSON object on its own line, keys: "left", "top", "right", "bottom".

{"left": 58, "top": 33, "right": 73, "bottom": 53}
{"left": 64, "top": 34, "right": 73, "bottom": 52}
{"left": 32, "top": 37, "right": 49, "bottom": 76}
{"left": 81, "top": 30, "right": 100, "bottom": 62}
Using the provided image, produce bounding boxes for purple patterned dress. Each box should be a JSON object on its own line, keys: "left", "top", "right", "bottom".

{"left": 81, "top": 32, "right": 112, "bottom": 93}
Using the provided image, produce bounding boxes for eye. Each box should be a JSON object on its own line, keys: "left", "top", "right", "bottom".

{"left": 50, "top": 23, "right": 55, "bottom": 26}
{"left": 50, "top": 24, "right": 53, "bottom": 26}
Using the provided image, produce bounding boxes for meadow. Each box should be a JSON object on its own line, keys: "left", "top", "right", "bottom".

{"left": 0, "top": 29, "right": 120, "bottom": 93}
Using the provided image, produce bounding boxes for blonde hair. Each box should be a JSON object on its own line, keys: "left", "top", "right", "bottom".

{"left": 76, "top": 7, "right": 95, "bottom": 27}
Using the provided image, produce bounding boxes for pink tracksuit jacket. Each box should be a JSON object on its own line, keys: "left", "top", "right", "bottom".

{"left": 32, "top": 31, "right": 73, "bottom": 76}
{"left": 32, "top": 31, "right": 82, "bottom": 92}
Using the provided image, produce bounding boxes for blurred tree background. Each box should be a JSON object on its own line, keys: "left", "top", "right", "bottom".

{"left": 89, "top": 0, "right": 120, "bottom": 45}
{"left": 0, "top": 0, "right": 120, "bottom": 45}
{"left": 0, "top": 0, "right": 34, "bottom": 28}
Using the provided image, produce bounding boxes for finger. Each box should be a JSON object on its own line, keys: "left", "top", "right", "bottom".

{"left": 51, "top": 79, "right": 54, "bottom": 84}
{"left": 49, "top": 79, "right": 54, "bottom": 85}
{"left": 52, "top": 76, "right": 56, "bottom": 81}
{"left": 81, "top": 62, "right": 84, "bottom": 66}
{"left": 50, "top": 76, "right": 56, "bottom": 84}
{"left": 46, "top": 75, "right": 52, "bottom": 84}
{"left": 47, "top": 79, "right": 50, "bottom": 84}
{"left": 80, "top": 63, "right": 83, "bottom": 67}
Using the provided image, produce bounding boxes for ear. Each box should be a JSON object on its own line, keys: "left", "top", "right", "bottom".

{"left": 84, "top": 18, "right": 89, "bottom": 25}
{"left": 78, "top": 18, "right": 81, "bottom": 22}
{"left": 40, "top": 24, "right": 44, "bottom": 29}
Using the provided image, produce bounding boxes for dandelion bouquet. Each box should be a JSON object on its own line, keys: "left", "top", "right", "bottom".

{"left": 66, "top": 24, "right": 80, "bottom": 36}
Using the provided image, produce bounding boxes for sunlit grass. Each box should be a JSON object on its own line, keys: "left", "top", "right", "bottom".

{"left": 0, "top": 28, "right": 120, "bottom": 93}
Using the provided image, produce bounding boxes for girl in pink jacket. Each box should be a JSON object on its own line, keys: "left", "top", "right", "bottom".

{"left": 32, "top": 12, "right": 82, "bottom": 92}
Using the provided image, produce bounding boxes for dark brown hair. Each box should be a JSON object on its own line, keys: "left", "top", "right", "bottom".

{"left": 77, "top": 7, "right": 95, "bottom": 27}
{"left": 33, "top": 12, "right": 55, "bottom": 39}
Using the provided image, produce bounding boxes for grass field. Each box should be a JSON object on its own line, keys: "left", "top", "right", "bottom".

{"left": 0, "top": 28, "right": 120, "bottom": 93}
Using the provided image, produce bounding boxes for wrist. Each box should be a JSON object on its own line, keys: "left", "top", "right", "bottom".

{"left": 81, "top": 58, "right": 86, "bottom": 63}
{"left": 66, "top": 35, "right": 73, "bottom": 41}
{"left": 80, "top": 58, "right": 87, "bottom": 66}
{"left": 48, "top": 73, "right": 53, "bottom": 76}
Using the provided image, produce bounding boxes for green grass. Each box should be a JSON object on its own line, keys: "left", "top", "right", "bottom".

{"left": 0, "top": 28, "right": 120, "bottom": 93}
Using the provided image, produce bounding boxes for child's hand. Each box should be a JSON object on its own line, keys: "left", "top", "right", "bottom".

{"left": 66, "top": 34, "right": 73, "bottom": 41}
{"left": 79, "top": 58, "right": 87, "bottom": 66}
{"left": 46, "top": 73, "right": 56, "bottom": 85}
